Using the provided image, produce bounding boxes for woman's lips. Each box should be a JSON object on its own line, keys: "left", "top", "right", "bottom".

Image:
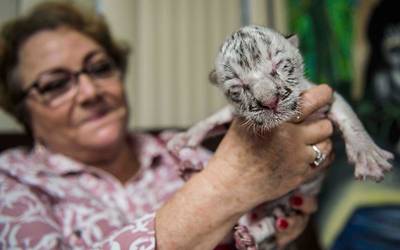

{"left": 85, "top": 109, "right": 109, "bottom": 122}
{"left": 78, "top": 106, "right": 126, "bottom": 130}
{"left": 79, "top": 107, "right": 111, "bottom": 126}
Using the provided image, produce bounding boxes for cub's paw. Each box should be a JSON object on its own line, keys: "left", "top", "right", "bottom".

{"left": 233, "top": 224, "right": 257, "bottom": 250}
{"left": 178, "top": 156, "right": 204, "bottom": 180}
{"left": 166, "top": 132, "right": 191, "bottom": 156}
{"left": 347, "top": 140, "right": 394, "bottom": 182}
{"left": 167, "top": 125, "right": 211, "bottom": 155}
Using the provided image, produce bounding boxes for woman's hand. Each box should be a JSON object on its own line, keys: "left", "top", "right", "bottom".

{"left": 156, "top": 84, "right": 334, "bottom": 250}
{"left": 207, "top": 84, "right": 334, "bottom": 211}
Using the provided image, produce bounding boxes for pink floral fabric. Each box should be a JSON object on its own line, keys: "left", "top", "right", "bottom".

{"left": 0, "top": 132, "right": 212, "bottom": 249}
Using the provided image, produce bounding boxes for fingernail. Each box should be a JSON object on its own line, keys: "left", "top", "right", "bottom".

{"left": 290, "top": 195, "right": 303, "bottom": 207}
{"left": 250, "top": 212, "right": 258, "bottom": 222}
{"left": 276, "top": 217, "right": 289, "bottom": 230}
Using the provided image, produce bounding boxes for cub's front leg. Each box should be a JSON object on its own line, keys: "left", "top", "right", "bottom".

{"left": 167, "top": 106, "right": 234, "bottom": 179}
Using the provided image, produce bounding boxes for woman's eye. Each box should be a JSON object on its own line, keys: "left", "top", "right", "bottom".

{"left": 39, "top": 76, "right": 71, "bottom": 94}
{"left": 88, "top": 60, "right": 115, "bottom": 77}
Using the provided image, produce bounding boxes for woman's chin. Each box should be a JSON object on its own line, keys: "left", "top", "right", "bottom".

{"left": 78, "top": 120, "right": 127, "bottom": 150}
{"left": 92, "top": 127, "right": 124, "bottom": 147}
{"left": 77, "top": 108, "right": 128, "bottom": 149}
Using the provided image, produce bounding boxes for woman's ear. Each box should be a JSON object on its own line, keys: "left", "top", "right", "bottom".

{"left": 286, "top": 34, "right": 299, "bottom": 48}
{"left": 209, "top": 69, "right": 218, "bottom": 84}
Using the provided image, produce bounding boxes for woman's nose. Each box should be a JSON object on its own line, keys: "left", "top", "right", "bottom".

{"left": 75, "top": 74, "right": 100, "bottom": 102}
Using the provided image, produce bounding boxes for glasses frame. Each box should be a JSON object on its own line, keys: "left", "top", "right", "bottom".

{"left": 19, "top": 56, "right": 119, "bottom": 107}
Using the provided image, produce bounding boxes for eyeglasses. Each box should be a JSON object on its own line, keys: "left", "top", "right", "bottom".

{"left": 21, "top": 54, "right": 120, "bottom": 107}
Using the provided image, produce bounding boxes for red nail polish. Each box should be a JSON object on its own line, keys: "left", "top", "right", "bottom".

{"left": 250, "top": 212, "right": 258, "bottom": 222}
{"left": 276, "top": 218, "right": 289, "bottom": 230}
{"left": 290, "top": 195, "right": 303, "bottom": 207}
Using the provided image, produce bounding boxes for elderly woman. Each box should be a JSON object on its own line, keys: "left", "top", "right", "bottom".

{"left": 0, "top": 2, "right": 334, "bottom": 250}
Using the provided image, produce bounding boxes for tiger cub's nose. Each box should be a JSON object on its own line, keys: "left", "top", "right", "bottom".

{"left": 261, "top": 96, "right": 279, "bottom": 110}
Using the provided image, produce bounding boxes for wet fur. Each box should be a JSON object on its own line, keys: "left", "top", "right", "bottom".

{"left": 211, "top": 26, "right": 305, "bottom": 131}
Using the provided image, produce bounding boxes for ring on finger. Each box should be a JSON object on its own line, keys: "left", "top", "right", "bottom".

{"left": 310, "top": 145, "right": 326, "bottom": 168}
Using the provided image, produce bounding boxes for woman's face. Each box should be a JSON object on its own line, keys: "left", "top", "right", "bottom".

{"left": 18, "top": 27, "right": 128, "bottom": 155}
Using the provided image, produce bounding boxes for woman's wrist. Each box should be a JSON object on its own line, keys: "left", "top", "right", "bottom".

{"left": 203, "top": 154, "right": 264, "bottom": 212}
{"left": 155, "top": 163, "right": 246, "bottom": 250}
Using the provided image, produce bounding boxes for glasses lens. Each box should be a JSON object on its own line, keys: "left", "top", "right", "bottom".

{"left": 36, "top": 71, "right": 75, "bottom": 104}
{"left": 86, "top": 58, "right": 117, "bottom": 79}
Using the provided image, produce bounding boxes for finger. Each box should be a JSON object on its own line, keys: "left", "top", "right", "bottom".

{"left": 292, "top": 84, "right": 333, "bottom": 123}
{"left": 321, "top": 151, "right": 335, "bottom": 168}
{"left": 306, "top": 139, "right": 333, "bottom": 166}
{"left": 300, "top": 119, "right": 334, "bottom": 145}
{"left": 276, "top": 215, "right": 309, "bottom": 248}
{"left": 289, "top": 194, "right": 318, "bottom": 214}
{"left": 304, "top": 151, "right": 335, "bottom": 184}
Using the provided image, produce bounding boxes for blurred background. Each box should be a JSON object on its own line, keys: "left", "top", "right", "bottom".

{"left": 0, "top": 0, "right": 399, "bottom": 249}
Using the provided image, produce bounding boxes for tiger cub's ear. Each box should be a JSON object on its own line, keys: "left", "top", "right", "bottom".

{"left": 209, "top": 69, "right": 218, "bottom": 84}
{"left": 286, "top": 34, "right": 299, "bottom": 48}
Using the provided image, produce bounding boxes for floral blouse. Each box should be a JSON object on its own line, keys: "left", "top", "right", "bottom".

{"left": 0, "top": 132, "right": 217, "bottom": 249}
